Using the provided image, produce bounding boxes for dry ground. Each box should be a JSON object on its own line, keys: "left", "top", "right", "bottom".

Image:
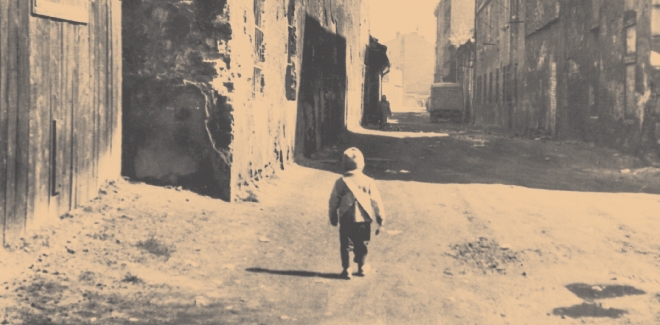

{"left": 1, "top": 110, "right": 660, "bottom": 325}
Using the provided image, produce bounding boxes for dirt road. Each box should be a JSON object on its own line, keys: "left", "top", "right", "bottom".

{"left": 2, "top": 110, "right": 660, "bottom": 324}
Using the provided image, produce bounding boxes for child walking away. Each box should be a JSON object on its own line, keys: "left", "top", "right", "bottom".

{"left": 329, "top": 147, "right": 385, "bottom": 279}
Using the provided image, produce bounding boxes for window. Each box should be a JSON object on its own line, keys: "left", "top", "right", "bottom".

{"left": 510, "top": 0, "right": 519, "bottom": 20}
{"left": 505, "top": 66, "right": 510, "bottom": 103}
{"left": 495, "top": 68, "right": 500, "bottom": 103}
{"left": 484, "top": 73, "right": 488, "bottom": 103}
{"left": 513, "top": 64, "right": 518, "bottom": 105}
{"left": 488, "top": 72, "right": 493, "bottom": 103}
{"left": 285, "top": 1, "right": 297, "bottom": 100}
{"left": 476, "top": 76, "right": 482, "bottom": 104}
{"left": 624, "top": 11, "right": 637, "bottom": 118}
{"left": 626, "top": 27, "right": 637, "bottom": 55}
{"left": 253, "top": 0, "right": 265, "bottom": 99}
{"left": 444, "top": 4, "right": 451, "bottom": 32}
{"left": 625, "top": 64, "right": 636, "bottom": 118}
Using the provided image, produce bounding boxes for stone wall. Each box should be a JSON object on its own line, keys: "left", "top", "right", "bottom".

{"left": 122, "top": 0, "right": 370, "bottom": 201}
{"left": 227, "top": 0, "right": 369, "bottom": 200}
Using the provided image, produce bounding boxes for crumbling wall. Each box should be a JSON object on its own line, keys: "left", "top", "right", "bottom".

{"left": 595, "top": 1, "right": 659, "bottom": 160}
{"left": 123, "top": 0, "right": 369, "bottom": 201}
{"left": 122, "top": 0, "right": 233, "bottom": 199}
{"left": 227, "top": 0, "right": 368, "bottom": 200}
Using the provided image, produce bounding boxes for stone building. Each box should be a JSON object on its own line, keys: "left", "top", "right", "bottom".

{"left": 385, "top": 31, "right": 435, "bottom": 106}
{"left": 434, "top": 0, "right": 475, "bottom": 83}
{"left": 122, "top": 0, "right": 372, "bottom": 201}
{"left": 474, "top": 0, "right": 525, "bottom": 128}
{"left": 456, "top": 39, "right": 475, "bottom": 123}
{"left": 474, "top": 0, "right": 660, "bottom": 160}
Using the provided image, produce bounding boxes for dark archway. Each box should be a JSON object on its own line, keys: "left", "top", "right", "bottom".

{"left": 294, "top": 16, "right": 347, "bottom": 159}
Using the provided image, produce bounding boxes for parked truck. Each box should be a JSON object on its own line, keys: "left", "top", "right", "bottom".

{"left": 427, "top": 82, "right": 464, "bottom": 123}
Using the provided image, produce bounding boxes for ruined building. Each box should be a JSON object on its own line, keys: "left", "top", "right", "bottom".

{"left": 434, "top": 0, "right": 475, "bottom": 83}
{"left": 474, "top": 0, "right": 660, "bottom": 161}
{"left": 122, "top": 0, "right": 374, "bottom": 201}
{"left": 385, "top": 31, "right": 435, "bottom": 106}
{"left": 0, "top": 0, "right": 122, "bottom": 246}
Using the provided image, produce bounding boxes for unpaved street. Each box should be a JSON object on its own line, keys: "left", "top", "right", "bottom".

{"left": 2, "top": 110, "right": 660, "bottom": 325}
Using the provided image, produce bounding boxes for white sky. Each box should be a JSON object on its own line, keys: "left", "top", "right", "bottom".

{"left": 368, "top": 0, "right": 438, "bottom": 43}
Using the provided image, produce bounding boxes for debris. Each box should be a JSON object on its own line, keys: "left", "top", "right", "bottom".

{"left": 258, "top": 236, "right": 271, "bottom": 243}
{"left": 399, "top": 170, "right": 410, "bottom": 174}
{"left": 522, "top": 272, "right": 527, "bottom": 277}
{"left": 280, "top": 315, "right": 290, "bottom": 320}
{"left": 195, "top": 296, "right": 211, "bottom": 307}
{"left": 175, "top": 186, "right": 182, "bottom": 191}
{"left": 385, "top": 169, "right": 397, "bottom": 174}
{"left": 65, "top": 247, "right": 75, "bottom": 254}
{"left": 620, "top": 169, "right": 631, "bottom": 174}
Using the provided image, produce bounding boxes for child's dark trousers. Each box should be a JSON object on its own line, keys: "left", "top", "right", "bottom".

{"left": 339, "top": 222, "right": 371, "bottom": 269}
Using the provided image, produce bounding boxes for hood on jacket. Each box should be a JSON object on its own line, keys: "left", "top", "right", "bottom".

{"left": 342, "top": 147, "right": 365, "bottom": 172}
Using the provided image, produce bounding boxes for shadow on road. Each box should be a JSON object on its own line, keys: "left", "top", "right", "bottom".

{"left": 297, "top": 111, "right": 660, "bottom": 194}
{"left": 245, "top": 267, "right": 345, "bottom": 280}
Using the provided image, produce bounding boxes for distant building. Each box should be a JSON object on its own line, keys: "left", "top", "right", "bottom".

{"left": 385, "top": 31, "right": 435, "bottom": 106}
{"left": 434, "top": 0, "right": 475, "bottom": 83}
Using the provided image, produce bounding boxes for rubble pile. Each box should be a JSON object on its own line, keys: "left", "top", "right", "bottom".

{"left": 448, "top": 237, "right": 521, "bottom": 274}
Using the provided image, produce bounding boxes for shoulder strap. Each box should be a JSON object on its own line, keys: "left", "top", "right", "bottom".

{"left": 342, "top": 176, "right": 373, "bottom": 218}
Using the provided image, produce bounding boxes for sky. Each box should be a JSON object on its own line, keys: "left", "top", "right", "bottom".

{"left": 368, "top": 0, "right": 439, "bottom": 44}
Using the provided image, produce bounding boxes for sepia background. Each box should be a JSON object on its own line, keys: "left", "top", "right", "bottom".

{"left": 1, "top": 0, "right": 660, "bottom": 324}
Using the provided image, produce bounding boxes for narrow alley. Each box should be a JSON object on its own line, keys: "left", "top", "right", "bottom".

{"left": 2, "top": 110, "right": 660, "bottom": 325}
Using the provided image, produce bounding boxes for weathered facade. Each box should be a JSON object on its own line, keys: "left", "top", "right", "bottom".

{"left": 456, "top": 39, "right": 475, "bottom": 123}
{"left": 434, "top": 0, "right": 475, "bottom": 83}
{"left": 474, "top": 0, "right": 660, "bottom": 160}
{"left": 1, "top": 0, "right": 122, "bottom": 246}
{"left": 122, "top": 0, "right": 371, "bottom": 201}
{"left": 474, "top": 0, "right": 525, "bottom": 128}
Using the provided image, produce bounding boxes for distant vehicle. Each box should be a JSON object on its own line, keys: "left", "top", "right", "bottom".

{"left": 427, "top": 82, "right": 464, "bottom": 123}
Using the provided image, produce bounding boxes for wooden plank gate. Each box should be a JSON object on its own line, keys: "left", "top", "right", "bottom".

{"left": 0, "top": 0, "right": 122, "bottom": 247}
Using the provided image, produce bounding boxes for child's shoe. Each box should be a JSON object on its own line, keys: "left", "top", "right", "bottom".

{"left": 354, "top": 265, "right": 367, "bottom": 277}
{"left": 339, "top": 269, "right": 352, "bottom": 280}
